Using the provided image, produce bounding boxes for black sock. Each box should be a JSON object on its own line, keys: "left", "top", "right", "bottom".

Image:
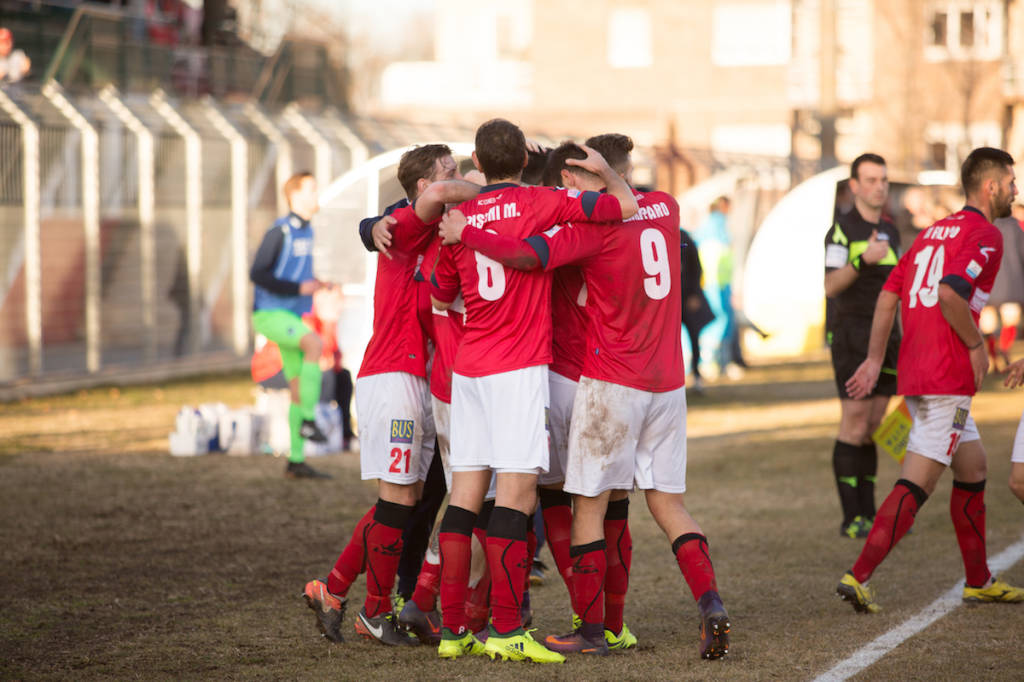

{"left": 833, "top": 440, "right": 861, "bottom": 525}
{"left": 856, "top": 443, "right": 878, "bottom": 519}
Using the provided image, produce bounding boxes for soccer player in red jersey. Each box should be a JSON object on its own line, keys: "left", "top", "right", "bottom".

{"left": 839, "top": 147, "right": 1024, "bottom": 612}
{"left": 303, "top": 145, "right": 480, "bottom": 646}
{"left": 429, "top": 119, "right": 638, "bottom": 663}
{"left": 439, "top": 138, "right": 732, "bottom": 661}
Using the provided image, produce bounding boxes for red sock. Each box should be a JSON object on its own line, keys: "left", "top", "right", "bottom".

{"left": 327, "top": 505, "right": 375, "bottom": 596}
{"left": 570, "top": 540, "right": 607, "bottom": 627}
{"left": 999, "top": 326, "right": 1017, "bottom": 353}
{"left": 438, "top": 506, "right": 476, "bottom": 635}
{"left": 524, "top": 518, "right": 537, "bottom": 591}
{"left": 412, "top": 553, "right": 441, "bottom": 612}
{"left": 362, "top": 501, "right": 412, "bottom": 617}
{"left": 951, "top": 480, "right": 991, "bottom": 587}
{"left": 465, "top": 565, "right": 491, "bottom": 633}
{"left": 852, "top": 479, "right": 927, "bottom": 583}
{"left": 604, "top": 500, "right": 631, "bottom": 634}
{"left": 485, "top": 506, "right": 529, "bottom": 634}
{"left": 540, "top": 490, "right": 576, "bottom": 610}
{"left": 673, "top": 533, "right": 718, "bottom": 602}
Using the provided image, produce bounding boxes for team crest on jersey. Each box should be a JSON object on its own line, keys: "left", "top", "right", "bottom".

{"left": 390, "top": 419, "right": 414, "bottom": 444}
{"left": 952, "top": 408, "right": 969, "bottom": 430}
{"left": 965, "top": 260, "right": 982, "bottom": 280}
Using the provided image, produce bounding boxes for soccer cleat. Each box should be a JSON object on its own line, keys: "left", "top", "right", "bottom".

{"left": 483, "top": 627, "right": 566, "bottom": 663}
{"left": 697, "top": 591, "right": 730, "bottom": 660}
{"left": 398, "top": 600, "right": 443, "bottom": 644}
{"left": 837, "top": 571, "right": 881, "bottom": 613}
{"left": 285, "top": 461, "right": 332, "bottom": 479}
{"left": 544, "top": 629, "right": 609, "bottom": 656}
{"left": 572, "top": 612, "right": 581, "bottom": 630}
{"left": 840, "top": 515, "right": 868, "bottom": 539}
{"left": 858, "top": 516, "right": 873, "bottom": 538}
{"left": 530, "top": 559, "right": 547, "bottom": 586}
{"left": 605, "top": 623, "right": 638, "bottom": 650}
{"left": 303, "top": 578, "right": 347, "bottom": 643}
{"left": 300, "top": 419, "right": 328, "bottom": 443}
{"left": 963, "top": 576, "right": 1024, "bottom": 603}
{"left": 354, "top": 608, "right": 417, "bottom": 646}
{"left": 392, "top": 593, "right": 406, "bottom": 614}
{"left": 437, "top": 629, "right": 486, "bottom": 659}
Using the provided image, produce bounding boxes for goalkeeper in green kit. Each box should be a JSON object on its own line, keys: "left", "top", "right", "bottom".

{"left": 250, "top": 171, "right": 331, "bottom": 479}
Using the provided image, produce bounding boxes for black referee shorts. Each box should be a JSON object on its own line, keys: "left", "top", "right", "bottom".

{"left": 830, "top": 321, "right": 899, "bottom": 400}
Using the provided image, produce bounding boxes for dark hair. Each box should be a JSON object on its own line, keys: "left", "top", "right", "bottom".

{"left": 850, "top": 153, "right": 886, "bottom": 181}
{"left": 474, "top": 118, "right": 527, "bottom": 180}
{"left": 283, "top": 171, "right": 314, "bottom": 205}
{"left": 522, "top": 147, "right": 551, "bottom": 185}
{"left": 584, "top": 133, "right": 633, "bottom": 175}
{"left": 961, "top": 147, "right": 1015, "bottom": 195}
{"left": 396, "top": 144, "right": 453, "bottom": 199}
{"left": 542, "top": 141, "right": 591, "bottom": 187}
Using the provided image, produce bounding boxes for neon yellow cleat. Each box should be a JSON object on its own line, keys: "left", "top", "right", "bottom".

{"left": 963, "top": 576, "right": 1024, "bottom": 603}
{"left": 605, "top": 623, "right": 638, "bottom": 650}
{"left": 837, "top": 571, "right": 881, "bottom": 613}
{"left": 437, "top": 629, "right": 486, "bottom": 659}
{"left": 483, "top": 628, "right": 566, "bottom": 663}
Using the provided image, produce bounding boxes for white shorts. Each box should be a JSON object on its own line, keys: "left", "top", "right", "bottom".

{"left": 355, "top": 372, "right": 432, "bottom": 484}
{"left": 539, "top": 370, "right": 578, "bottom": 486}
{"left": 1012, "top": 410, "right": 1024, "bottom": 464}
{"left": 904, "top": 395, "right": 980, "bottom": 466}
{"left": 431, "top": 395, "right": 452, "bottom": 489}
{"left": 449, "top": 365, "right": 550, "bottom": 474}
{"left": 565, "top": 376, "right": 687, "bottom": 497}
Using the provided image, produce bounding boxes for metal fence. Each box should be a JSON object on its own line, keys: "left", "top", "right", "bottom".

{"left": 0, "top": 82, "right": 372, "bottom": 392}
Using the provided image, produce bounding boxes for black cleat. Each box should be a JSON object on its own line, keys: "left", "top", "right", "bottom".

{"left": 300, "top": 419, "right": 328, "bottom": 442}
{"left": 697, "top": 591, "right": 730, "bottom": 660}
{"left": 285, "top": 461, "right": 332, "bottom": 479}
{"left": 354, "top": 608, "right": 417, "bottom": 646}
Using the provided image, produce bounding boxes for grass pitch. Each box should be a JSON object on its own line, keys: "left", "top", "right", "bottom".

{"left": 1, "top": 358, "right": 1022, "bottom": 680}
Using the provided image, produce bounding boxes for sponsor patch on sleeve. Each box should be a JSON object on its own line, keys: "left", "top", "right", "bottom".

{"left": 965, "top": 260, "right": 982, "bottom": 280}
{"left": 969, "top": 288, "right": 990, "bottom": 313}
{"left": 390, "top": 419, "right": 414, "bottom": 444}
{"left": 825, "top": 244, "right": 849, "bottom": 269}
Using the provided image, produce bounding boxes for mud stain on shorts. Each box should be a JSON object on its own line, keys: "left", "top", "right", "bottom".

{"left": 576, "top": 379, "right": 630, "bottom": 470}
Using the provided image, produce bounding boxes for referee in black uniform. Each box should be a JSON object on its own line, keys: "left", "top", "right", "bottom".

{"left": 823, "top": 153, "right": 901, "bottom": 539}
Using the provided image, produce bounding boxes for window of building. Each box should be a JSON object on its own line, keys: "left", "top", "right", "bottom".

{"left": 607, "top": 8, "right": 653, "bottom": 68}
{"left": 712, "top": 2, "right": 791, "bottom": 67}
{"left": 924, "top": 2, "right": 1002, "bottom": 61}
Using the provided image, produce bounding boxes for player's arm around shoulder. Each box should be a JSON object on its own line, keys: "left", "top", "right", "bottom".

{"left": 430, "top": 244, "right": 461, "bottom": 311}
{"left": 414, "top": 180, "right": 481, "bottom": 223}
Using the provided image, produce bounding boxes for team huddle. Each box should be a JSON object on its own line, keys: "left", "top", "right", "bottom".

{"left": 247, "top": 118, "right": 1024, "bottom": 665}
{"left": 292, "top": 119, "right": 728, "bottom": 663}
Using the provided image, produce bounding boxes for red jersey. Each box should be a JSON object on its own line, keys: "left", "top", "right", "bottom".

{"left": 358, "top": 205, "right": 436, "bottom": 379}
{"left": 550, "top": 265, "right": 587, "bottom": 382}
{"left": 883, "top": 206, "right": 1003, "bottom": 396}
{"left": 418, "top": 235, "right": 464, "bottom": 403}
{"left": 531, "top": 190, "right": 685, "bottom": 392}
{"left": 431, "top": 183, "right": 622, "bottom": 377}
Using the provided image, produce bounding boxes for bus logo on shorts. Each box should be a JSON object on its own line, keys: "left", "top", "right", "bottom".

{"left": 390, "top": 419, "right": 414, "bottom": 444}
{"left": 952, "top": 408, "right": 969, "bottom": 430}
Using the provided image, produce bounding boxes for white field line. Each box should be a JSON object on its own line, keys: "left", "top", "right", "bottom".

{"left": 814, "top": 534, "right": 1024, "bottom": 682}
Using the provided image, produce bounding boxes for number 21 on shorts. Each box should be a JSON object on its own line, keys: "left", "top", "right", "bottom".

{"left": 389, "top": 447, "right": 411, "bottom": 474}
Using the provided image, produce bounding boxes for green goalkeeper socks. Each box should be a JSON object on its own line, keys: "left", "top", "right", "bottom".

{"left": 299, "top": 361, "right": 322, "bottom": 420}
{"left": 288, "top": 403, "right": 304, "bottom": 463}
